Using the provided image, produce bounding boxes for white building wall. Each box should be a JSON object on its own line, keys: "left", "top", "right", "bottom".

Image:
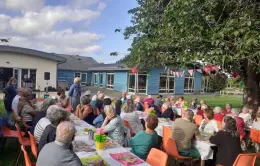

{"left": 0, "top": 52, "right": 57, "bottom": 91}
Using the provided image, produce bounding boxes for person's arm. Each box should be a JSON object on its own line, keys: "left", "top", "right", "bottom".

{"left": 102, "top": 118, "right": 117, "bottom": 133}
{"left": 209, "top": 131, "right": 221, "bottom": 145}
{"left": 81, "top": 106, "right": 92, "bottom": 120}
{"left": 68, "top": 84, "right": 75, "bottom": 97}
{"left": 62, "top": 98, "right": 69, "bottom": 108}
{"left": 93, "top": 114, "right": 103, "bottom": 125}
{"left": 128, "top": 131, "right": 141, "bottom": 146}
{"left": 101, "top": 117, "right": 110, "bottom": 128}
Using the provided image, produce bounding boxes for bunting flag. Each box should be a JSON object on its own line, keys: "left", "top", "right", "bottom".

{"left": 179, "top": 71, "right": 185, "bottom": 77}
{"left": 188, "top": 70, "right": 194, "bottom": 76}
{"left": 197, "top": 69, "right": 202, "bottom": 73}
{"left": 172, "top": 71, "right": 176, "bottom": 77}
{"left": 175, "top": 72, "right": 179, "bottom": 77}
{"left": 253, "top": 100, "right": 259, "bottom": 105}
{"left": 212, "top": 65, "right": 219, "bottom": 72}
{"left": 248, "top": 96, "right": 252, "bottom": 101}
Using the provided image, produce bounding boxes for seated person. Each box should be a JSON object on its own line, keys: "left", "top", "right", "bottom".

{"left": 134, "top": 97, "right": 144, "bottom": 111}
{"left": 222, "top": 103, "right": 232, "bottom": 115}
{"left": 120, "top": 92, "right": 127, "bottom": 104}
{"left": 120, "top": 99, "right": 143, "bottom": 133}
{"left": 171, "top": 109, "right": 200, "bottom": 159}
{"left": 142, "top": 95, "right": 155, "bottom": 106}
{"left": 57, "top": 89, "right": 70, "bottom": 110}
{"left": 213, "top": 107, "right": 224, "bottom": 122}
{"left": 74, "top": 96, "right": 95, "bottom": 125}
{"left": 115, "top": 100, "right": 122, "bottom": 115}
{"left": 209, "top": 116, "right": 242, "bottom": 166}
{"left": 129, "top": 114, "right": 158, "bottom": 160}
{"left": 37, "top": 121, "right": 83, "bottom": 166}
{"left": 101, "top": 105, "right": 129, "bottom": 146}
{"left": 38, "top": 106, "right": 68, "bottom": 153}
{"left": 252, "top": 110, "right": 260, "bottom": 130}
{"left": 175, "top": 96, "right": 185, "bottom": 108}
{"left": 93, "top": 98, "right": 112, "bottom": 128}
{"left": 199, "top": 109, "right": 218, "bottom": 135}
{"left": 196, "top": 104, "right": 209, "bottom": 119}
{"left": 239, "top": 105, "right": 251, "bottom": 126}
{"left": 19, "top": 88, "right": 37, "bottom": 126}
{"left": 229, "top": 108, "right": 246, "bottom": 139}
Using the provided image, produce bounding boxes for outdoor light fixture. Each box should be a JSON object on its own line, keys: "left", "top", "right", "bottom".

{"left": 6, "top": 61, "right": 10, "bottom": 64}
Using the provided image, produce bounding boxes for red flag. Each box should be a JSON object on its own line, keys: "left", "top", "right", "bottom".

{"left": 188, "top": 70, "right": 194, "bottom": 76}
{"left": 213, "top": 65, "right": 219, "bottom": 72}
{"left": 132, "top": 66, "right": 138, "bottom": 73}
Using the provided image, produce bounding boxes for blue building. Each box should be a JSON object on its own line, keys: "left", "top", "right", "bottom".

{"left": 57, "top": 55, "right": 203, "bottom": 95}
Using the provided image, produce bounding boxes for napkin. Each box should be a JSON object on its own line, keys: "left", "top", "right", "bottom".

{"left": 109, "top": 152, "right": 144, "bottom": 166}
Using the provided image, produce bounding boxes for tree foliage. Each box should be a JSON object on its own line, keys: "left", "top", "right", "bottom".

{"left": 120, "top": 0, "right": 260, "bottom": 105}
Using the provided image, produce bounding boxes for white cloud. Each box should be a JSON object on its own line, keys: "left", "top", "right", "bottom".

{"left": 97, "top": 2, "right": 107, "bottom": 11}
{"left": 68, "top": 0, "right": 101, "bottom": 9}
{"left": 0, "top": 14, "right": 10, "bottom": 32}
{"left": 3, "top": 0, "right": 45, "bottom": 12}
{"left": 9, "top": 6, "right": 100, "bottom": 35}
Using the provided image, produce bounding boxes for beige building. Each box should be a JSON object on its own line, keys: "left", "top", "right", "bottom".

{"left": 0, "top": 45, "right": 66, "bottom": 91}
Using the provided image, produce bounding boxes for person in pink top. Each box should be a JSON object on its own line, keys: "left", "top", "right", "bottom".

{"left": 213, "top": 107, "right": 224, "bottom": 122}
{"left": 175, "top": 96, "right": 185, "bottom": 107}
{"left": 142, "top": 95, "right": 154, "bottom": 106}
{"left": 222, "top": 103, "right": 232, "bottom": 115}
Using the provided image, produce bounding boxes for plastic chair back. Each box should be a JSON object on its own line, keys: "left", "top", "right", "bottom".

{"left": 194, "top": 114, "right": 203, "bottom": 126}
{"left": 162, "top": 126, "right": 172, "bottom": 150}
{"left": 15, "top": 124, "right": 25, "bottom": 145}
{"left": 232, "top": 153, "right": 257, "bottom": 166}
{"left": 28, "top": 131, "right": 38, "bottom": 158}
{"left": 250, "top": 128, "right": 260, "bottom": 143}
{"left": 21, "top": 145, "right": 35, "bottom": 166}
{"left": 146, "top": 148, "right": 168, "bottom": 166}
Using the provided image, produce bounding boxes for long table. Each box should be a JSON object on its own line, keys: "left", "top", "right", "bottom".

{"left": 71, "top": 116, "right": 150, "bottom": 166}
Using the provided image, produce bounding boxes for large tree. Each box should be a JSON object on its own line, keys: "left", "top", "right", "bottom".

{"left": 120, "top": 0, "right": 260, "bottom": 106}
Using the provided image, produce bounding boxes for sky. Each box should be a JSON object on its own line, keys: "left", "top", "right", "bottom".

{"left": 0, "top": 0, "right": 137, "bottom": 63}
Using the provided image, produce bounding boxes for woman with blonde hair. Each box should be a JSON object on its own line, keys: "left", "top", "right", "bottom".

{"left": 120, "top": 99, "right": 143, "bottom": 133}
{"left": 68, "top": 77, "right": 81, "bottom": 111}
{"left": 101, "top": 105, "right": 129, "bottom": 146}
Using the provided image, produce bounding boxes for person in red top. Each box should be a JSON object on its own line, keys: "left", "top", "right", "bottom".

{"left": 222, "top": 103, "right": 232, "bottom": 115}
{"left": 196, "top": 103, "right": 208, "bottom": 119}
{"left": 213, "top": 107, "right": 224, "bottom": 122}
{"left": 228, "top": 108, "right": 246, "bottom": 139}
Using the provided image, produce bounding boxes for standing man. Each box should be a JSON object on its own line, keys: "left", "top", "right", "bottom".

{"left": 12, "top": 88, "right": 24, "bottom": 120}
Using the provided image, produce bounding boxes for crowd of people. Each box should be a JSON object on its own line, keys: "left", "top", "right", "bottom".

{"left": 2, "top": 77, "right": 260, "bottom": 166}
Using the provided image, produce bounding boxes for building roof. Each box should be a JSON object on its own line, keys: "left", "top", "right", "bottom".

{"left": 88, "top": 63, "right": 130, "bottom": 71}
{"left": 0, "top": 45, "right": 66, "bottom": 62}
{"left": 57, "top": 54, "right": 99, "bottom": 71}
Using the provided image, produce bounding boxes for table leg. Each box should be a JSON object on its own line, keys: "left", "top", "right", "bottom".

{"left": 201, "top": 160, "right": 205, "bottom": 166}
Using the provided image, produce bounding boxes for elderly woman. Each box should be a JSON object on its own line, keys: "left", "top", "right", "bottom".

{"left": 38, "top": 105, "right": 68, "bottom": 153}
{"left": 222, "top": 103, "right": 232, "bottom": 115}
{"left": 18, "top": 88, "right": 37, "bottom": 126}
{"left": 120, "top": 99, "right": 143, "bottom": 133}
{"left": 199, "top": 109, "right": 218, "bottom": 135}
{"left": 209, "top": 116, "right": 242, "bottom": 166}
{"left": 213, "top": 107, "right": 224, "bottom": 122}
{"left": 57, "top": 89, "right": 69, "bottom": 109}
{"left": 74, "top": 95, "right": 95, "bottom": 125}
{"left": 93, "top": 98, "right": 112, "bottom": 128}
{"left": 30, "top": 98, "right": 56, "bottom": 134}
{"left": 68, "top": 77, "right": 81, "bottom": 112}
{"left": 102, "top": 105, "right": 129, "bottom": 146}
{"left": 239, "top": 105, "right": 251, "bottom": 126}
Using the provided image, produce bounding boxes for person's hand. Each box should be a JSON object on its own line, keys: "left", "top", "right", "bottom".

{"left": 107, "top": 114, "right": 114, "bottom": 120}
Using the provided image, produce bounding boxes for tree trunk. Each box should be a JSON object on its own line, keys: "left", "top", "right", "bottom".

{"left": 242, "top": 60, "right": 260, "bottom": 108}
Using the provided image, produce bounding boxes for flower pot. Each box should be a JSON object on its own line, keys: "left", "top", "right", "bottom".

{"left": 95, "top": 142, "right": 105, "bottom": 150}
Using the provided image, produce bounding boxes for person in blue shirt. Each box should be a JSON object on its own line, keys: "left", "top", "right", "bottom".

{"left": 128, "top": 114, "right": 158, "bottom": 160}
{"left": 68, "top": 78, "right": 81, "bottom": 112}
{"left": 115, "top": 100, "right": 122, "bottom": 115}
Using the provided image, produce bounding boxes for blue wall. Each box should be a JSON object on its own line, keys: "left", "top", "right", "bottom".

{"left": 57, "top": 70, "right": 91, "bottom": 86}
{"left": 102, "top": 72, "right": 107, "bottom": 88}
{"left": 114, "top": 72, "right": 128, "bottom": 92}
{"left": 146, "top": 68, "right": 164, "bottom": 94}
{"left": 194, "top": 71, "right": 203, "bottom": 92}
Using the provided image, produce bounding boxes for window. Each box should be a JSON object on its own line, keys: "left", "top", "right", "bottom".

{"left": 159, "top": 73, "right": 175, "bottom": 93}
{"left": 94, "top": 73, "right": 98, "bottom": 85}
{"left": 99, "top": 73, "right": 103, "bottom": 87}
{"left": 128, "top": 73, "right": 147, "bottom": 94}
{"left": 107, "top": 73, "right": 114, "bottom": 89}
{"left": 81, "top": 73, "right": 87, "bottom": 86}
{"left": 184, "top": 75, "right": 194, "bottom": 94}
{"left": 74, "top": 72, "right": 81, "bottom": 78}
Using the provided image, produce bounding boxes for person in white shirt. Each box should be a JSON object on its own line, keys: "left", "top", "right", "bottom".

{"left": 199, "top": 109, "right": 218, "bottom": 135}
{"left": 239, "top": 105, "right": 251, "bottom": 126}
{"left": 11, "top": 88, "right": 24, "bottom": 120}
{"left": 120, "top": 99, "right": 143, "bottom": 134}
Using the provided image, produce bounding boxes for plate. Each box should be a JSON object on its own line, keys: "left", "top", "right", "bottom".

{"left": 80, "top": 155, "right": 109, "bottom": 166}
{"left": 74, "top": 141, "right": 95, "bottom": 152}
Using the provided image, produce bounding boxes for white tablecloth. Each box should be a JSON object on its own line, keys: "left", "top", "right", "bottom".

{"left": 72, "top": 117, "right": 150, "bottom": 166}
{"left": 194, "top": 141, "right": 216, "bottom": 160}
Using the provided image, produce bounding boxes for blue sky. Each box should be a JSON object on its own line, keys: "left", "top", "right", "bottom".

{"left": 0, "top": 0, "right": 137, "bottom": 63}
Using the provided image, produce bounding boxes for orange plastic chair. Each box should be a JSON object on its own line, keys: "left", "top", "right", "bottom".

{"left": 250, "top": 128, "right": 260, "bottom": 143}
{"left": 194, "top": 114, "right": 203, "bottom": 126}
{"left": 146, "top": 148, "right": 168, "bottom": 166}
{"left": 15, "top": 124, "right": 31, "bottom": 166}
{"left": 165, "top": 138, "right": 192, "bottom": 165}
{"left": 123, "top": 120, "right": 135, "bottom": 136}
{"left": 2, "top": 125, "right": 25, "bottom": 138}
{"left": 162, "top": 126, "right": 172, "bottom": 150}
{"left": 28, "top": 131, "right": 38, "bottom": 158}
{"left": 232, "top": 153, "right": 257, "bottom": 166}
{"left": 21, "top": 145, "right": 36, "bottom": 166}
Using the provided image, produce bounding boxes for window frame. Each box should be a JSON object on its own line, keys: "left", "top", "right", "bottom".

{"left": 106, "top": 73, "right": 114, "bottom": 89}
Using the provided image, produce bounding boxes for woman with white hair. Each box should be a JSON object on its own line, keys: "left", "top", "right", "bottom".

{"left": 213, "top": 106, "right": 224, "bottom": 122}
{"left": 68, "top": 77, "right": 81, "bottom": 112}
{"left": 120, "top": 99, "right": 143, "bottom": 133}
{"left": 101, "top": 105, "right": 129, "bottom": 146}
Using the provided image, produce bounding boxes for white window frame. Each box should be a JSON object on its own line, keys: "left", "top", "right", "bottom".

{"left": 184, "top": 75, "right": 195, "bottom": 94}
{"left": 106, "top": 73, "right": 114, "bottom": 89}
{"left": 128, "top": 73, "right": 147, "bottom": 94}
{"left": 159, "top": 73, "right": 175, "bottom": 94}
{"left": 94, "top": 73, "right": 98, "bottom": 85}
{"left": 81, "top": 73, "right": 87, "bottom": 86}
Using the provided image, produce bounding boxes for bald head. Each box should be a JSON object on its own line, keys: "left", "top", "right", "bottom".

{"left": 56, "top": 121, "right": 76, "bottom": 144}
